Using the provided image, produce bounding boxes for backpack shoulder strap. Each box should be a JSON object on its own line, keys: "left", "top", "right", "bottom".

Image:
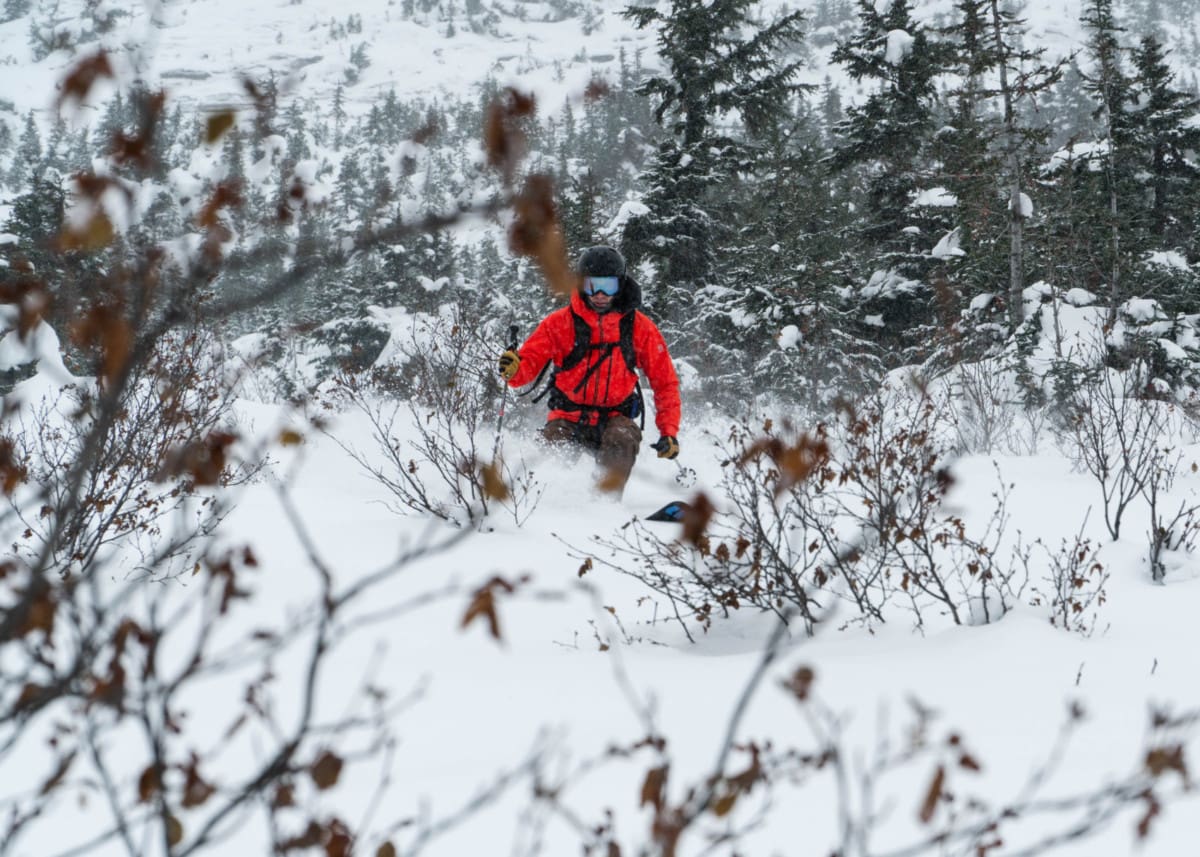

{"left": 559, "top": 310, "right": 593, "bottom": 371}
{"left": 619, "top": 312, "right": 638, "bottom": 371}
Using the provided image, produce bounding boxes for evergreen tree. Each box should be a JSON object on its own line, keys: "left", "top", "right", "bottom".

{"left": 620, "top": 0, "right": 807, "bottom": 352}
{"left": 336, "top": 151, "right": 365, "bottom": 220}
{"left": 830, "top": 0, "right": 946, "bottom": 247}
{"left": 332, "top": 84, "right": 347, "bottom": 150}
{"left": 1081, "top": 0, "right": 1137, "bottom": 316}
{"left": 936, "top": 0, "right": 1062, "bottom": 333}
{"left": 2, "top": 0, "right": 32, "bottom": 24}
{"left": 1128, "top": 35, "right": 1200, "bottom": 248}
{"left": 829, "top": 0, "right": 949, "bottom": 364}
{"left": 714, "top": 110, "right": 877, "bottom": 409}
{"left": 1041, "top": 59, "right": 1098, "bottom": 148}
{"left": 8, "top": 111, "right": 42, "bottom": 187}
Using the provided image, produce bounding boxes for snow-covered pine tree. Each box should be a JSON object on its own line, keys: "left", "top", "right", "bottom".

{"left": 619, "top": 0, "right": 806, "bottom": 355}
{"left": 715, "top": 106, "right": 878, "bottom": 412}
{"left": 1080, "top": 0, "right": 1137, "bottom": 320}
{"left": 829, "top": 0, "right": 950, "bottom": 366}
{"left": 1128, "top": 35, "right": 1200, "bottom": 255}
{"left": 938, "top": 0, "right": 1062, "bottom": 334}
{"left": 8, "top": 111, "right": 41, "bottom": 187}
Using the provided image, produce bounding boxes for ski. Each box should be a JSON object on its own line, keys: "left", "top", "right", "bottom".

{"left": 646, "top": 500, "right": 692, "bottom": 522}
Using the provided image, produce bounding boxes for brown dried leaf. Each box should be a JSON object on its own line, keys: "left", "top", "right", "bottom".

{"left": 681, "top": 493, "right": 715, "bottom": 548}
{"left": 411, "top": 114, "right": 439, "bottom": 146}
{"left": 111, "top": 89, "right": 166, "bottom": 170}
{"left": 69, "top": 302, "right": 131, "bottom": 385}
{"left": 584, "top": 78, "right": 611, "bottom": 101}
{"left": 205, "top": 111, "right": 236, "bottom": 145}
{"left": 509, "top": 173, "right": 573, "bottom": 298}
{"left": 711, "top": 791, "right": 738, "bottom": 817}
{"left": 14, "top": 682, "right": 44, "bottom": 711}
{"left": 480, "top": 459, "right": 510, "bottom": 501}
{"left": 22, "top": 586, "right": 56, "bottom": 639}
{"left": 196, "top": 181, "right": 244, "bottom": 229}
{"left": 57, "top": 51, "right": 114, "bottom": 109}
{"left": 918, "top": 764, "right": 945, "bottom": 824}
{"left": 166, "top": 814, "right": 184, "bottom": 847}
{"left": 159, "top": 430, "right": 239, "bottom": 486}
{"left": 640, "top": 765, "right": 668, "bottom": 810}
{"left": 460, "top": 576, "right": 520, "bottom": 643}
{"left": 577, "top": 557, "right": 593, "bottom": 578}
{"left": 138, "top": 766, "right": 161, "bottom": 803}
{"left": 280, "top": 821, "right": 323, "bottom": 852}
{"left": 310, "top": 751, "right": 344, "bottom": 791}
{"left": 325, "top": 819, "right": 351, "bottom": 857}
{"left": 57, "top": 211, "right": 116, "bottom": 253}
{"left": 1137, "top": 789, "right": 1161, "bottom": 840}
{"left": 376, "top": 843, "right": 397, "bottom": 857}
{"left": 782, "top": 665, "right": 815, "bottom": 702}
{"left": 484, "top": 88, "right": 536, "bottom": 183}
{"left": 181, "top": 756, "right": 216, "bottom": 808}
{"left": 1145, "top": 745, "right": 1188, "bottom": 782}
{"left": 271, "top": 783, "right": 295, "bottom": 809}
{"left": 279, "top": 429, "right": 304, "bottom": 447}
{"left": 0, "top": 438, "right": 27, "bottom": 495}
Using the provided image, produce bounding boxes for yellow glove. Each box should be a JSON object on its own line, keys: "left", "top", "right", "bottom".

{"left": 498, "top": 349, "right": 520, "bottom": 381}
{"left": 652, "top": 435, "right": 679, "bottom": 460}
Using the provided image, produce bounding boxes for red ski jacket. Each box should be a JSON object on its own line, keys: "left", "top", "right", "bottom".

{"left": 507, "top": 291, "right": 681, "bottom": 437}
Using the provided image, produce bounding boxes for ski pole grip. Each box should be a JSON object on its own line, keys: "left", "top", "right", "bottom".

{"left": 506, "top": 324, "right": 519, "bottom": 351}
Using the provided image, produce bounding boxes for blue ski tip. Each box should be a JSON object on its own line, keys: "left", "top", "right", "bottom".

{"left": 646, "top": 501, "right": 692, "bottom": 522}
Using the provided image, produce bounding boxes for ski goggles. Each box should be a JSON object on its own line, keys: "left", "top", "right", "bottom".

{"left": 582, "top": 275, "right": 620, "bottom": 296}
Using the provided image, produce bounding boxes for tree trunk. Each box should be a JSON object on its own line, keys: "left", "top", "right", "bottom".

{"left": 990, "top": 0, "right": 1024, "bottom": 332}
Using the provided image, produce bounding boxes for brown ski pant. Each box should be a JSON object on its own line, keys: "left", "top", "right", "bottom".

{"left": 542, "top": 416, "right": 642, "bottom": 494}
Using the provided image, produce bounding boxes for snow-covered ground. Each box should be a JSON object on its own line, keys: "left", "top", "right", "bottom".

{"left": 7, "top": 299, "right": 1200, "bottom": 855}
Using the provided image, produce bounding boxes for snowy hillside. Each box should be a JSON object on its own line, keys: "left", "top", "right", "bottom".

{"left": 2, "top": 0, "right": 1199, "bottom": 128}
{"left": 6, "top": 0, "right": 1200, "bottom": 855}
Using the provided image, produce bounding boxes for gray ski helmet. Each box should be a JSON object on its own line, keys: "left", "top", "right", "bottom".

{"left": 578, "top": 245, "right": 626, "bottom": 278}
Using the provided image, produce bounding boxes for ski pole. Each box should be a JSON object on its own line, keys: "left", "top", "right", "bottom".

{"left": 492, "top": 324, "right": 519, "bottom": 463}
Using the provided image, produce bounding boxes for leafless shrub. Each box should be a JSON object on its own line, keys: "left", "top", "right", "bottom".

{"left": 1061, "top": 366, "right": 1171, "bottom": 540}
{"left": 1027, "top": 513, "right": 1110, "bottom": 635}
{"left": 534, "top": 617, "right": 1199, "bottom": 857}
{"left": 3, "top": 328, "right": 253, "bottom": 581}
{"left": 1142, "top": 447, "right": 1200, "bottom": 583}
{"left": 943, "top": 357, "right": 1020, "bottom": 455}
{"left": 0, "top": 54, "right": 566, "bottom": 856}
{"left": 587, "top": 392, "right": 1029, "bottom": 637}
{"left": 326, "top": 306, "right": 543, "bottom": 529}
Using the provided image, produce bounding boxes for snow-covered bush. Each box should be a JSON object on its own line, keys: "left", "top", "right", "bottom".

{"left": 327, "top": 305, "right": 542, "bottom": 528}
{"left": 596, "top": 391, "right": 1030, "bottom": 635}
{"left": 1027, "top": 519, "right": 1110, "bottom": 635}
{"left": 3, "top": 329, "right": 253, "bottom": 579}
{"left": 1059, "top": 364, "right": 1175, "bottom": 541}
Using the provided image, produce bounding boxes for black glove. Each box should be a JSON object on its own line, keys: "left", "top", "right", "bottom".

{"left": 498, "top": 349, "right": 520, "bottom": 381}
{"left": 651, "top": 435, "right": 680, "bottom": 460}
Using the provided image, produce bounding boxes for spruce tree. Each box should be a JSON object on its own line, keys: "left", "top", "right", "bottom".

{"left": 620, "top": 0, "right": 807, "bottom": 352}
{"left": 829, "top": 0, "right": 949, "bottom": 364}
{"left": 9, "top": 111, "right": 42, "bottom": 187}
{"left": 831, "top": 0, "right": 946, "bottom": 248}
{"left": 936, "top": 0, "right": 1061, "bottom": 332}
{"left": 1128, "top": 35, "right": 1200, "bottom": 248}
{"left": 1081, "top": 0, "right": 1136, "bottom": 317}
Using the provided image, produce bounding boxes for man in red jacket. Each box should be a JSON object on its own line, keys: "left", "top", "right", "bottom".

{"left": 498, "top": 245, "right": 681, "bottom": 494}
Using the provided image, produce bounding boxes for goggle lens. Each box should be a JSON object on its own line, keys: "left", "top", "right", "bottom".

{"left": 583, "top": 276, "right": 620, "bottom": 296}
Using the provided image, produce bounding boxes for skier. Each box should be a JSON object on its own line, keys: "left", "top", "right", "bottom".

{"left": 498, "top": 245, "right": 681, "bottom": 494}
